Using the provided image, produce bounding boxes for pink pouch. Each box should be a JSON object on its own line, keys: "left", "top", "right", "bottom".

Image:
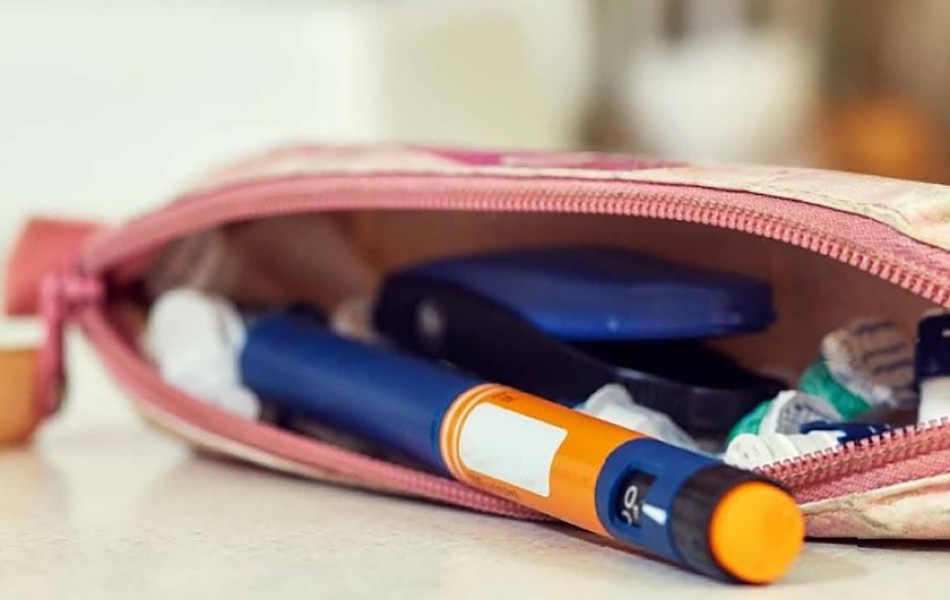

{"left": 8, "top": 144, "right": 950, "bottom": 538}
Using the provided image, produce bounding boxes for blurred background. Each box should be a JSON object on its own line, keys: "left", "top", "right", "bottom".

{"left": 3, "top": 0, "right": 950, "bottom": 256}
{"left": 0, "top": 0, "right": 948, "bottom": 431}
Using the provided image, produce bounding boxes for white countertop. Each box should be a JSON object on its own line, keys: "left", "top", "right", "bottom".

{"left": 0, "top": 334, "right": 948, "bottom": 599}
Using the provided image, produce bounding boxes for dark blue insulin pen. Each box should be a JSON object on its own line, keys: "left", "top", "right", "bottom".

{"left": 240, "top": 308, "right": 803, "bottom": 583}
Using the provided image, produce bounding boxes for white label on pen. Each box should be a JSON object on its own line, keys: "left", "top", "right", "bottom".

{"left": 458, "top": 403, "right": 567, "bottom": 497}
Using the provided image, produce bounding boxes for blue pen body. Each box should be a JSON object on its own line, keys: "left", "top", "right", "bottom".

{"left": 240, "top": 310, "right": 481, "bottom": 473}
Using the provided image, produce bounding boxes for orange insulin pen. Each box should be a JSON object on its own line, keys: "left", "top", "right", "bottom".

{"left": 240, "top": 310, "right": 805, "bottom": 584}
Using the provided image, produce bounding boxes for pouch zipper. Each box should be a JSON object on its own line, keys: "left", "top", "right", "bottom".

{"left": 69, "top": 173, "right": 950, "bottom": 499}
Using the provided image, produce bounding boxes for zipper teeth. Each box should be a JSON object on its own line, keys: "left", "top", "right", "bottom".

{"left": 86, "top": 176, "right": 950, "bottom": 486}
{"left": 92, "top": 181, "right": 950, "bottom": 304}
{"left": 762, "top": 418, "right": 950, "bottom": 486}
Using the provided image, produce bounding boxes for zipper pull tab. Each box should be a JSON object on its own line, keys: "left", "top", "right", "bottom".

{"left": 35, "top": 271, "right": 104, "bottom": 418}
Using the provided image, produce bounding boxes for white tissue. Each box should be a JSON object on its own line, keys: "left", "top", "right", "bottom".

{"left": 147, "top": 289, "right": 260, "bottom": 419}
{"left": 576, "top": 384, "right": 699, "bottom": 451}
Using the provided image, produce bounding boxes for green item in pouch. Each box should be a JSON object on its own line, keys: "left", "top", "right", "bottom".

{"left": 726, "top": 400, "right": 773, "bottom": 442}
{"left": 726, "top": 387, "right": 845, "bottom": 442}
{"left": 798, "top": 358, "right": 871, "bottom": 420}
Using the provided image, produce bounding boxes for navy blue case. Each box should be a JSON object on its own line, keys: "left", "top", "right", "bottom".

{"left": 373, "top": 247, "right": 784, "bottom": 434}
{"left": 401, "top": 247, "right": 775, "bottom": 340}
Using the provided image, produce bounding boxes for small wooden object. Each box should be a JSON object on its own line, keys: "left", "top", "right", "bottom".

{"left": 0, "top": 347, "right": 41, "bottom": 444}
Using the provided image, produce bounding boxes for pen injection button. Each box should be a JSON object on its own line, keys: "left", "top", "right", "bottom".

{"left": 671, "top": 464, "right": 803, "bottom": 584}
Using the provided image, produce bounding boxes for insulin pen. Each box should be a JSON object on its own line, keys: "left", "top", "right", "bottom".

{"left": 238, "top": 309, "right": 804, "bottom": 583}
